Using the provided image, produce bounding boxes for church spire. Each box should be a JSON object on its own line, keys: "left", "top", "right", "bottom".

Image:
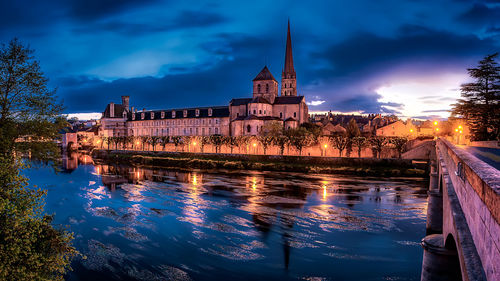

{"left": 284, "top": 19, "right": 295, "bottom": 75}
{"left": 281, "top": 19, "right": 297, "bottom": 96}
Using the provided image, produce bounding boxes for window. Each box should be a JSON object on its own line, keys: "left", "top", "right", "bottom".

{"left": 259, "top": 110, "right": 262, "bottom": 114}
{"left": 264, "top": 110, "right": 266, "bottom": 114}
{"left": 253, "top": 110, "right": 256, "bottom": 114}
{"left": 209, "top": 128, "right": 212, "bottom": 134}
{"left": 161, "top": 111, "right": 165, "bottom": 118}
{"left": 190, "top": 128, "right": 193, "bottom": 134}
{"left": 247, "top": 125, "right": 251, "bottom": 133}
{"left": 132, "top": 114, "right": 135, "bottom": 120}
{"left": 202, "top": 128, "right": 205, "bottom": 135}
{"left": 236, "top": 113, "right": 239, "bottom": 117}
{"left": 141, "top": 113, "right": 145, "bottom": 120}
{"left": 209, "top": 119, "right": 211, "bottom": 124}
{"left": 280, "top": 112, "right": 283, "bottom": 118}
{"left": 266, "top": 84, "right": 269, "bottom": 93}
{"left": 183, "top": 110, "right": 187, "bottom": 117}
{"left": 294, "top": 112, "right": 296, "bottom": 118}
{"left": 151, "top": 112, "right": 154, "bottom": 119}
{"left": 172, "top": 110, "right": 176, "bottom": 118}
{"left": 195, "top": 109, "right": 200, "bottom": 117}
{"left": 208, "top": 108, "right": 213, "bottom": 116}
{"left": 215, "top": 128, "right": 218, "bottom": 134}
{"left": 257, "top": 84, "right": 261, "bottom": 93}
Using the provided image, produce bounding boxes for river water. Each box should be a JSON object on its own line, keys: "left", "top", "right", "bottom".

{"left": 24, "top": 155, "right": 428, "bottom": 281}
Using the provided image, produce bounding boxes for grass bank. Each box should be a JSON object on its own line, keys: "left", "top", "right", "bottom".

{"left": 91, "top": 150, "right": 428, "bottom": 177}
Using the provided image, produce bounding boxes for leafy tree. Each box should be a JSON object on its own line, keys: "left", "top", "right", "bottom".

{"left": 225, "top": 136, "right": 238, "bottom": 154}
{"left": 182, "top": 136, "right": 193, "bottom": 152}
{"left": 346, "top": 118, "right": 361, "bottom": 138}
{"left": 272, "top": 135, "right": 289, "bottom": 156}
{"left": 389, "top": 137, "right": 408, "bottom": 158}
{"left": 236, "top": 136, "right": 251, "bottom": 154}
{"left": 210, "top": 135, "right": 224, "bottom": 153}
{"left": 369, "top": 136, "right": 387, "bottom": 158}
{"left": 257, "top": 135, "right": 273, "bottom": 155}
{"left": 329, "top": 134, "right": 350, "bottom": 157}
{"left": 160, "top": 136, "right": 170, "bottom": 151}
{"left": 171, "top": 136, "right": 183, "bottom": 152}
{"left": 0, "top": 39, "right": 78, "bottom": 279}
{"left": 148, "top": 136, "right": 161, "bottom": 152}
{"left": 452, "top": 53, "right": 500, "bottom": 141}
{"left": 197, "top": 136, "right": 210, "bottom": 153}
{"left": 288, "top": 127, "right": 313, "bottom": 155}
{"left": 140, "top": 136, "right": 149, "bottom": 151}
{"left": 351, "top": 136, "right": 367, "bottom": 158}
{"left": 300, "top": 122, "right": 322, "bottom": 145}
{"left": 124, "top": 136, "right": 134, "bottom": 150}
{"left": 111, "top": 136, "right": 121, "bottom": 150}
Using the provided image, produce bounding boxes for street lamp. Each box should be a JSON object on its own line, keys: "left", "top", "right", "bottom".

{"left": 433, "top": 121, "right": 438, "bottom": 126}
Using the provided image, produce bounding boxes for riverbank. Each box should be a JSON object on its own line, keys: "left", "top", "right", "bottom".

{"left": 92, "top": 149, "right": 428, "bottom": 177}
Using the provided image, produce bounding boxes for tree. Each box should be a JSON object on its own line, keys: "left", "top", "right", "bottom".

{"left": 389, "top": 137, "right": 408, "bottom": 158}
{"left": 273, "top": 135, "right": 289, "bottom": 155}
{"left": 0, "top": 39, "right": 64, "bottom": 159}
{"left": 369, "top": 136, "right": 387, "bottom": 158}
{"left": 329, "top": 134, "right": 350, "bottom": 157}
{"left": 111, "top": 136, "right": 121, "bottom": 150}
{"left": 198, "top": 136, "right": 210, "bottom": 153}
{"left": 288, "top": 127, "right": 313, "bottom": 155}
{"left": 140, "top": 136, "right": 149, "bottom": 151}
{"left": 160, "top": 136, "right": 170, "bottom": 151}
{"left": 171, "top": 136, "right": 183, "bottom": 152}
{"left": 346, "top": 118, "right": 361, "bottom": 138}
{"left": 225, "top": 136, "right": 238, "bottom": 154}
{"left": 148, "top": 136, "right": 161, "bottom": 152}
{"left": 182, "top": 136, "right": 193, "bottom": 152}
{"left": 257, "top": 135, "right": 273, "bottom": 155}
{"left": 210, "top": 135, "right": 224, "bottom": 153}
{"left": 236, "top": 136, "right": 251, "bottom": 154}
{"left": 452, "top": 53, "right": 500, "bottom": 141}
{"left": 351, "top": 136, "right": 367, "bottom": 158}
{"left": 0, "top": 39, "right": 77, "bottom": 279}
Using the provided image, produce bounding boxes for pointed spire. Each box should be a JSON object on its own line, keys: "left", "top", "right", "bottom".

{"left": 284, "top": 19, "right": 295, "bottom": 74}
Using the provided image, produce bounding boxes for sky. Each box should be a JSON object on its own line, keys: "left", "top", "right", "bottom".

{"left": 1, "top": 0, "right": 499, "bottom": 120}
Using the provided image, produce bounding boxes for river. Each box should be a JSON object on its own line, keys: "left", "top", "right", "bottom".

{"left": 24, "top": 154, "right": 428, "bottom": 281}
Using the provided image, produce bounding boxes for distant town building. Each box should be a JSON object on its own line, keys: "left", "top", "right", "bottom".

{"left": 99, "top": 21, "right": 308, "bottom": 137}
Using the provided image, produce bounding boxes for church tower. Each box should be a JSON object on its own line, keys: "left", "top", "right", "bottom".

{"left": 281, "top": 20, "right": 297, "bottom": 97}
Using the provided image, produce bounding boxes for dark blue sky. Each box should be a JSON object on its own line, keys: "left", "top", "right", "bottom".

{"left": 2, "top": 0, "right": 499, "bottom": 118}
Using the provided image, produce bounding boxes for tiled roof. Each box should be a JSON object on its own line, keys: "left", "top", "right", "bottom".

{"left": 274, "top": 96, "right": 304, "bottom": 104}
{"left": 128, "top": 106, "right": 229, "bottom": 121}
{"left": 230, "top": 98, "right": 252, "bottom": 106}
{"left": 252, "top": 66, "right": 277, "bottom": 81}
{"left": 233, "top": 115, "right": 282, "bottom": 121}
{"left": 250, "top": 96, "right": 271, "bottom": 104}
{"left": 103, "top": 103, "right": 126, "bottom": 118}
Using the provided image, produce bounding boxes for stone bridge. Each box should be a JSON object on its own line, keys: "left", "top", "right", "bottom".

{"left": 421, "top": 139, "right": 499, "bottom": 281}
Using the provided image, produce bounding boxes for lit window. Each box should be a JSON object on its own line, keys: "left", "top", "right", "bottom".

{"left": 208, "top": 108, "right": 213, "bottom": 116}
{"left": 183, "top": 110, "right": 187, "bottom": 117}
{"left": 151, "top": 112, "right": 154, "bottom": 119}
{"left": 172, "top": 110, "right": 176, "bottom": 118}
{"left": 141, "top": 113, "right": 145, "bottom": 120}
{"left": 161, "top": 111, "right": 165, "bottom": 118}
{"left": 195, "top": 109, "right": 200, "bottom": 117}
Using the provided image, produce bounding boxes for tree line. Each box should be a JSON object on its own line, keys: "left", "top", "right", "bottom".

{"left": 86, "top": 119, "right": 409, "bottom": 158}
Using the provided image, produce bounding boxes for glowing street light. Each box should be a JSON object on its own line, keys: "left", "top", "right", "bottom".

{"left": 409, "top": 129, "right": 414, "bottom": 133}
{"left": 192, "top": 142, "right": 197, "bottom": 146}
{"left": 323, "top": 144, "right": 328, "bottom": 149}
{"left": 435, "top": 128, "right": 439, "bottom": 131}
{"left": 252, "top": 143, "right": 257, "bottom": 147}
{"left": 433, "top": 121, "right": 438, "bottom": 126}
{"left": 459, "top": 130, "right": 463, "bottom": 134}
{"left": 458, "top": 125, "right": 463, "bottom": 129}
{"left": 455, "top": 128, "right": 459, "bottom": 132}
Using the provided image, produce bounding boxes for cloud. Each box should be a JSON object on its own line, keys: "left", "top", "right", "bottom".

{"left": 72, "top": 10, "right": 227, "bottom": 36}
{"left": 457, "top": 3, "right": 500, "bottom": 27}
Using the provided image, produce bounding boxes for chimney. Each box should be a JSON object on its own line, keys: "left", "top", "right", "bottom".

{"left": 121, "top": 96, "right": 130, "bottom": 110}
{"left": 131, "top": 106, "right": 135, "bottom": 113}
{"left": 110, "top": 102, "right": 115, "bottom": 117}
{"left": 143, "top": 108, "right": 146, "bottom": 112}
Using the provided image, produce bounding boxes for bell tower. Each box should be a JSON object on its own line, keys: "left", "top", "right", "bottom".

{"left": 281, "top": 20, "right": 297, "bottom": 97}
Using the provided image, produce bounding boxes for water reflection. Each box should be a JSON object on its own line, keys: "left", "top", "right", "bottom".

{"left": 26, "top": 153, "right": 429, "bottom": 280}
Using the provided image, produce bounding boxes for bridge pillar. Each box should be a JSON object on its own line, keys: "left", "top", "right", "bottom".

{"left": 421, "top": 234, "right": 461, "bottom": 281}
{"left": 425, "top": 161, "right": 442, "bottom": 234}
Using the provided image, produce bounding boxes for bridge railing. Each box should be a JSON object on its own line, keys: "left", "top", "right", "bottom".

{"left": 437, "top": 138, "right": 499, "bottom": 281}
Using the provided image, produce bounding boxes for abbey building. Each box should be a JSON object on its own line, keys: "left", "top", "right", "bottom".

{"left": 99, "top": 21, "right": 308, "bottom": 138}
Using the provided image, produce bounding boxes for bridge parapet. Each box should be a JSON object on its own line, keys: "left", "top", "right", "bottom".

{"left": 436, "top": 138, "right": 499, "bottom": 281}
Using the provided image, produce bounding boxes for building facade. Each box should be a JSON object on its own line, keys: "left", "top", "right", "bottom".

{"left": 99, "top": 21, "right": 308, "bottom": 138}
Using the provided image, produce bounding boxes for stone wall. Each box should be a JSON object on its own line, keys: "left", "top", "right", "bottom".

{"left": 437, "top": 139, "right": 499, "bottom": 281}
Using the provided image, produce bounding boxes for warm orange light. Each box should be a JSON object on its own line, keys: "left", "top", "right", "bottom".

{"left": 322, "top": 185, "right": 327, "bottom": 201}
{"left": 435, "top": 128, "right": 439, "bottom": 131}
{"left": 433, "top": 121, "right": 438, "bottom": 126}
{"left": 192, "top": 142, "right": 197, "bottom": 146}
{"left": 96, "top": 140, "right": 101, "bottom": 144}
{"left": 252, "top": 143, "right": 257, "bottom": 147}
{"left": 136, "top": 141, "right": 140, "bottom": 145}
{"left": 458, "top": 125, "right": 462, "bottom": 129}
{"left": 455, "top": 128, "right": 459, "bottom": 132}
{"left": 459, "top": 130, "right": 463, "bottom": 134}
{"left": 409, "top": 129, "right": 413, "bottom": 133}
{"left": 323, "top": 144, "right": 328, "bottom": 148}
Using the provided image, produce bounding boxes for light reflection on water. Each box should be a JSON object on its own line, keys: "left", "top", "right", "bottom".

{"left": 25, "top": 156, "right": 428, "bottom": 281}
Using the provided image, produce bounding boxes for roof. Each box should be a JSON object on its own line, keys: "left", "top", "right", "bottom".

{"left": 250, "top": 96, "right": 271, "bottom": 104}
{"left": 274, "top": 96, "right": 304, "bottom": 104}
{"left": 283, "top": 20, "right": 296, "bottom": 75}
{"left": 252, "top": 66, "right": 277, "bottom": 82}
{"left": 103, "top": 103, "right": 126, "bottom": 118}
{"left": 233, "top": 115, "right": 282, "bottom": 121}
{"left": 230, "top": 98, "right": 252, "bottom": 106}
{"left": 128, "top": 106, "right": 229, "bottom": 121}
{"left": 284, "top": 117, "right": 297, "bottom": 122}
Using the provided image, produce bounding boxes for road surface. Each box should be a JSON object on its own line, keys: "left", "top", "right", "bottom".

{"left": 458, "top": 146, "right": 500, "bottom": 170}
